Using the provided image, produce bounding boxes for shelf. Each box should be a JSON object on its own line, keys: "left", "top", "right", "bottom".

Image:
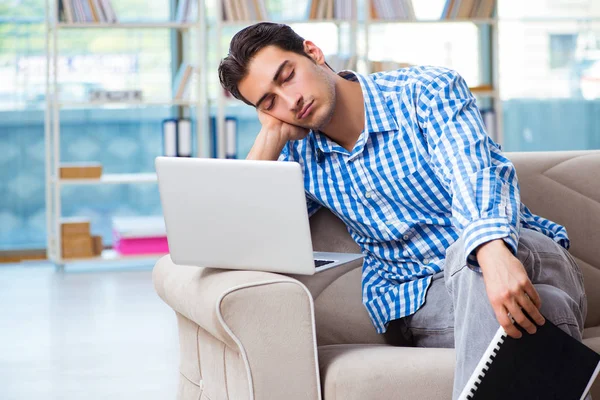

{"left": 368, "top": 18, "right": 496, "bottom": 25}
{"left": 59, "top": 99, "right": 198, "bottom": 108}
{"left": 58, "top": 249, "right": 167, "bottom": 264}
{"left": 470, "top": 90, "right": 498, "bottom": 98}
{"left": 56, "top": 22, "right": 198, "bottom": 29}
{"left": 219, "top": 19, "right": 356, "bottom": 27}
{"left": 500, "top": 17, "right": 600, "bottom": 23}
{"left": 58, "top": 173, "right": 157, "bottom": 185}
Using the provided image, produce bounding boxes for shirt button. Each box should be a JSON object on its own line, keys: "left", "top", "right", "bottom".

{"left": 403, "top": 235, "right": 409, "bottom": 240}
{"left": 423, "top": 258, "right": 430, "bottom": 265}
{"left": 365, "top": 191, "right": 373, "bottom": 199}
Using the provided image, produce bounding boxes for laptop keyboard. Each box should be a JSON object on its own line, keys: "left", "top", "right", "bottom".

{"left": 315, "top": 259, "right": 335, "bottom": 268}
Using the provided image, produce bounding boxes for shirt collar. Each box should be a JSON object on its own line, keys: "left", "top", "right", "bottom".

{"left": 309, "top": 70, "right": 398, "bottom": 156}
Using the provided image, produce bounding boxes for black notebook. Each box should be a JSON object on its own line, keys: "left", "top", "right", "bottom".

{"left": 459, "top": 314, "right": 600, "bottom": 400}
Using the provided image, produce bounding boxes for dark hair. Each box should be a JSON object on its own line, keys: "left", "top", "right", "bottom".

{"left": 218, "top": 22, "right": 315, "bottom": 107}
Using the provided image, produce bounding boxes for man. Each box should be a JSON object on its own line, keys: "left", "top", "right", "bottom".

{"left": 218, "top": 22, "right": 588, "bottom": 399}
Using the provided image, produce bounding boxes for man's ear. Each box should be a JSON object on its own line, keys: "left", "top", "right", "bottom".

{"left": 303, "top": 40, "right": 326, "bottom": 65}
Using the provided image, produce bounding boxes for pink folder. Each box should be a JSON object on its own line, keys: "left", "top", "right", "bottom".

{"left": 113, "top": 234, "right": 169, "bottom": 255}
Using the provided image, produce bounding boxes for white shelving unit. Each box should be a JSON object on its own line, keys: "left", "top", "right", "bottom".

{"left": 43, "top": 0, "right": 502, "bottom": 266}
{"left": 56, "top": 173, "right": 158, "bottom": 185}
{"left": 44, "top": 0, "right": 208, "bottom": 266}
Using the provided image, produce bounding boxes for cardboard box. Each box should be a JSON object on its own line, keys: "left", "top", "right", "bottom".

{"left": 91, "top": 235, "right": 103, "bottom": 256}
{"left": 62, "top": 235, "right": 94, "bottom": 259}
{"left": 59, "top": 163, "right": 103, "bottom": 179}
{"left": 61, "top": 217, "right": 91, "bottom": 237}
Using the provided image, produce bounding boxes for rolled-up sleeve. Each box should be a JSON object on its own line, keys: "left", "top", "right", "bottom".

{"left": 417, "top": 69, "right": 520, "bottom": 271}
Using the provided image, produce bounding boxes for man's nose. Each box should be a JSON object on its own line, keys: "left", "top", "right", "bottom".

{"left": 280, "top": 90, "right": 302, "bottom": 112}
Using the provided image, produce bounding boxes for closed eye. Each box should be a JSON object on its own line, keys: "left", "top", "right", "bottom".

{"left": 265, "top": 96, "right": 275, "bottom": 111}
{"left": 284, "top": 70, "right": 295, "bottom": 82}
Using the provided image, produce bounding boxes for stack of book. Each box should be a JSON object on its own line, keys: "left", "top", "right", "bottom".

{"left": 308, "top": 0, "right": 357, "bottom": 20}
{"left": 369, "top": 0, "right": 416, "bottom": 20}
{"left": 58, "top": 0, "right": 118, "bottom": 23}
{"left": 61, "top": 217, "right": 103, "bottom": 259}
{"left": 112, "top": 216, "right": 169, "bottom": 256}
{"left": 441, "top": 0, "right": 496, "bottom": 19}
{"left": 221, "top": 0, "right": 268, "bottom": 21}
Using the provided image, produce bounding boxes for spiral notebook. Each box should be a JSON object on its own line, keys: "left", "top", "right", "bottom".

{"left": 458, "top": 314, "right": 600, "bottom": 400}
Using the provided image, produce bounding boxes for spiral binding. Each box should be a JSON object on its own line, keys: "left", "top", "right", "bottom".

{"left": 465, "top": 332, "right": 507, "bottom": 400}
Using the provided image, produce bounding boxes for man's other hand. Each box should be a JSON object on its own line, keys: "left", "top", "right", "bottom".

{"left": 476, "top": 239, "right": 546, "bottom": 339}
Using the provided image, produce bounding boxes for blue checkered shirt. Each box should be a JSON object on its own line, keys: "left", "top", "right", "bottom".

{"left": 278, "top": 66, "right": 570, "bottom": 334}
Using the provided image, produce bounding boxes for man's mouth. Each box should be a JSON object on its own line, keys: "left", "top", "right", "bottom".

{"left": 297, "top": 100, "right": 314, "bottom": 120}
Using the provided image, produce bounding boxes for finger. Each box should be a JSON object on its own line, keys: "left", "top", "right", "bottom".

{"left": 507, "top": 302, "right": 537, "bottom": 335}
{"left": 517, "top": 291, "right": 544, "bottom": 328}
{"left": 521, "top": 287, "right": 545, "bottom": 326}
{"left": 495, "top": 306, "right": 522, "bottom": 339}
{"left": 524, "top": 284, "right": 543, "bottom": 310}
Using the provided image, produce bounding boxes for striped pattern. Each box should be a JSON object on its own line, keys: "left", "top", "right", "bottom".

{"left": 279, "top": 66, "right": 569, "bottom": 334}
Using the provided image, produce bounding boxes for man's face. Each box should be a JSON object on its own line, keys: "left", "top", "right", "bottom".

{"left": 238, "top": 43, "right": 336, "bottom": 131}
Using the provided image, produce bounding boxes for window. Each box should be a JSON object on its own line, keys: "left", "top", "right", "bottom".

{"left": 498, "top": 0, "right": 600, "bottom": 151}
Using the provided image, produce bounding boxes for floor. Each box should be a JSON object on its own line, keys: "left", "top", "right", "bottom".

{"left": 0, "top": 260, "right": 180, "bottom": 400}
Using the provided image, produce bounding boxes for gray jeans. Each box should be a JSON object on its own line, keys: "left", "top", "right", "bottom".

{"left": 389, "top": 228, "right": 588, "bottom": 400}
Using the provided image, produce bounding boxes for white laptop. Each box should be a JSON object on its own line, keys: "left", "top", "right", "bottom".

{"left": 154, "top": 156, "right": 364, "bottom": 275}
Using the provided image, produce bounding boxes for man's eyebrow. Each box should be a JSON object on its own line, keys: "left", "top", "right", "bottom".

{"left": 254, "top": 60, "right": 289, "bottom": 108}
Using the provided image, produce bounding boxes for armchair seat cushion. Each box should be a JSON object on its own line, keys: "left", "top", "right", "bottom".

{"left": 583, "top": 326, "right": 600, "bottom": 340}
{"left": 318, "top": 344, "right": 455, "bottom": 400}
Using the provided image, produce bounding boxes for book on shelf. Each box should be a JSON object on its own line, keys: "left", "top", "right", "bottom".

{"left": 89, "top": 89, "right": 143, "bottom": 102}
{"left": 162, "top": 119, "right": 178, "bottom": 157}
{"left": 222, "top": 0, "right": 268, "bottom": 22}
{"left": 58, "top": 0, "right": 118, "bottom": 23}
{"left": 173, "top": 63, "right": 195, "bottom": 100}
{"left": 177, "top": 119, "right": 192, "bottom": 158}
{"left": 370, "top": 0, "right": 416, "bottom": 21}
{"left": 225, "top": 118, "right": 238, "bottom": 159}
{"left": 175, "top": 0, "right": 198, "bottom": 22}
{"left": 308, "top": 0, "right": 356, "bottom": 20}
{"left": 441, "top": 0, "right": 496, "bottom": 20}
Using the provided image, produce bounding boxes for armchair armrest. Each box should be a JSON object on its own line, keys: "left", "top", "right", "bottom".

{"left": 153, "top": 255, "right": 322, "bottom": 400}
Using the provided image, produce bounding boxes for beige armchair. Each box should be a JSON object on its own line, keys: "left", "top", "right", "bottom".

{"left": 153, "top": 150, "right": 600, "bottom": 400}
